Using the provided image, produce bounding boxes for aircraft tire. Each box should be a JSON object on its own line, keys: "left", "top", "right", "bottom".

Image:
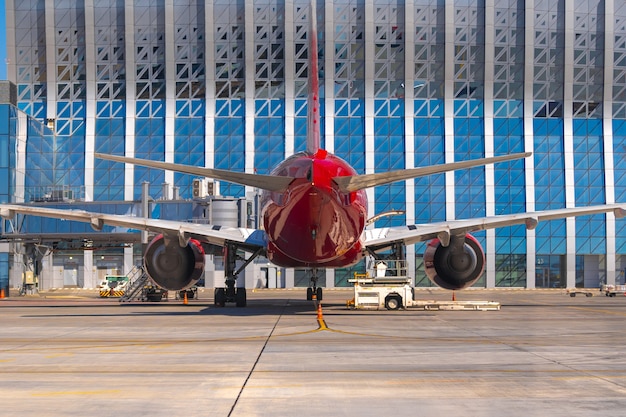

{"left": 214, "top": 288, "right": 226, "bottom": 307}
{"left": 306, "top": 287, "right": 313, "bottom": 301}
{"left": 316, "top": 287, "right": 323, "bottom": 301}
{"left": 235, "top": 288, "right": 247, "bottom": 307}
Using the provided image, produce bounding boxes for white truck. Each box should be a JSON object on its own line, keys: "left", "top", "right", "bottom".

{"left": 346, "top": 260, "right": 500, "bottom": 311}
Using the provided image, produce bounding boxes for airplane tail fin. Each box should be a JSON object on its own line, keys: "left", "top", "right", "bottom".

{"left": 306, "top": 0, "right": 321, "bottom": 154}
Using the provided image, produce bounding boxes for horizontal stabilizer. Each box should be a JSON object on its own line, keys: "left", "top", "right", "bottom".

{"left": 95, "top": 153, "right": 293, "bottom": 192}
{"left": 333, "top": 152, "right": 531, "bottom": 193}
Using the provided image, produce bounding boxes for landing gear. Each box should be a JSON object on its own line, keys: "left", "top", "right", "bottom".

{"left": 306, "top": 268, "right": 323, "bottom": 301}
{"left": 214, "top": 287, "right": 226, "bottom": 307}
{"left": 213, "top": 243, "right": 262, "bottom": 308}
{"left": 214, "top": 286, "right": 247, "bottom": 307}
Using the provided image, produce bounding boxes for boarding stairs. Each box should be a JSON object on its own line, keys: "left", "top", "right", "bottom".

{"left": 119, "top": 265, "right": 150, "bottom": 303}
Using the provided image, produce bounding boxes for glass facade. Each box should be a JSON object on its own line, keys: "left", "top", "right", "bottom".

{"left": 4, "top": 0, "right": 626, "bottom": 289}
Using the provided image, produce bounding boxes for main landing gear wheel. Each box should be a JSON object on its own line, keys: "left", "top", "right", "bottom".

{"left": 235, "top": 288, "right": 247, "bottom": 307}
{"left": 214, "top": 288, "right": 226, "bottom": 307}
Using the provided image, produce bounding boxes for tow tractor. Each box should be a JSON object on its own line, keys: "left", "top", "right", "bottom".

{"left": 99, "top": 275, "right": 129, "bottom": 297}
{"left": 346, "top": 260, "right": 500, "bottom": 311}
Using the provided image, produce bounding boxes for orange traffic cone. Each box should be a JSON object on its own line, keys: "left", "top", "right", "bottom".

{"left": 183, "top": 291, "right": 188, "bottom": 305}
{"left": 452, "top": 291, "right": 456, "bottom": 301}
{"left": 0, "top": 288, "right": 5, "bottom": 299}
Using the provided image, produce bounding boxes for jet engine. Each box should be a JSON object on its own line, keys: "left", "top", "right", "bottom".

{"left": 144, "top": 234, "right": 205, "bottom": 290}
{"left": 423, "top": 234, "right": 485, "bottom": 290}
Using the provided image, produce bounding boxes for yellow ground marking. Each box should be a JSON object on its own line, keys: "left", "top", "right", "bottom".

{"left": 44, "top": 353, "right": 74, "bottom": 358}
{"left": 569, "top": 306, "right": 626, "bottom": 317}
{"left": 32, "top": 389, "right": 122, "bottom": 397}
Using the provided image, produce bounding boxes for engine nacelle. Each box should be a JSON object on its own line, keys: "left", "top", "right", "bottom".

{"left": 144, "top": 235, "right": 205, "bottom": 291}
{"left": 423, "top": 234, "right": 485, "bottom": 290}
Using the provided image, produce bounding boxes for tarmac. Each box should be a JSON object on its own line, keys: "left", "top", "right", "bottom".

{"left": 1, "top": 287, "right": 626, "bottom": 417}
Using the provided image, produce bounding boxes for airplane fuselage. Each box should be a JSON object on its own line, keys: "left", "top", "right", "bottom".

{"left": 261, "top": 149, "right": 368, "bottom": 268}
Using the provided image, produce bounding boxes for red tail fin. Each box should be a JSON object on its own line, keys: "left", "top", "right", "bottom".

{"left": 306, "top": 0, "right": 321, "bottom": 154}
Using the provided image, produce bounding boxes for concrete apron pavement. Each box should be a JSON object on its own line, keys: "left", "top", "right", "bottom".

{"left": 0, "top": 289, "right": 625, "bottom": 416}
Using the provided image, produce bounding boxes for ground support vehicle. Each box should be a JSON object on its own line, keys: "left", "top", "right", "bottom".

{"left": 99, "top": 275, "right": 129, "bottom": 297}
{"left": 175, "top": 286, "right": 198, "bottom": 301}
{"left": 566, "top": 288, "right": 594, "bottom": 297}
{"left": 143, "top": 284, "right": 168, "bottom": 302}
{"left": 601, "top": 284, "right": 626, "bottom": 297}
{"left": 346, "top": 261, "right": 500, "bottom": 311}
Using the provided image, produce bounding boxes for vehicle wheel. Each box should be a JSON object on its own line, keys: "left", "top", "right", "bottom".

{"left": 316, "top": 287, "right": 323, "bottom": 301}
{"left": 586, "top": 292, "right": 593, "bottom": 297}
{"left": 385, "top": 295, "right": 401, "bottom": 311}
{"left": 214, "top": 288, "right": 226, "bottom": 307}
{"left": 570, "top": 293, "right": 576, "bottom": 297}
{"left": 235, "top": 288, "right": 247, "bottom": 307}
{"left": 306, "top": 287, "right": 313, "bottom": 301}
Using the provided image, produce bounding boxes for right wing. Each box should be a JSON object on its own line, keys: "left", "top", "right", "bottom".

{"left": 363, "top": 204, "right": 626, "bottom": 249}
{"left": 0, "top": 204, "right": 266, "bottom": 249}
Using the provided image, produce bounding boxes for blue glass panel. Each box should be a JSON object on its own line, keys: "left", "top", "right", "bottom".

{"left": 414, "top": 116, "right": 445, "bottom": 223}
{"left": 0, "top": 253, "right": 9, "bottom": 289}
{"left": 175, "top": 112, "right": 205, "bottom": 199}
{"left": 335, "top": 99, "right": 365, "bottom": 174}
{"left": 134, "top": 102, "right": 166, "bottom": 199}
{"left": 454, "top": 118, "right": 485, "bottom": 219}
{"left": 536, "top": 220, "right": 567, "bottom": 254}
{"left": 0, "top": 106, "right": 8, "bottom": 135}
{"left": 215, "top": 99, "right": 245, "bottom": 198}
{"left": 0, "top": 135, "right": 8, "bottom": 168}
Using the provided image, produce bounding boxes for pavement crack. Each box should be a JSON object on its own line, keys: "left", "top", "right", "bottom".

{"left": 227, "top": 300, "right": 288, "bottom": 417}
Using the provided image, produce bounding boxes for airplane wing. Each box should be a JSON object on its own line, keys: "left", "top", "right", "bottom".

{"left": 363, "top": 204, "right": 626, "bottom": 249}
{"left": 0, "top": 204, "right": 266, "bottom": 249}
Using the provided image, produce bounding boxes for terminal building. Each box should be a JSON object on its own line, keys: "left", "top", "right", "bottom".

{"left": 1, "top": 0, "right": 626, "bottom": 293}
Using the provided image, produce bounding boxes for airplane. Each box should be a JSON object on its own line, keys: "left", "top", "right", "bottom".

{"left": 1, "top": 1, "right": 625, "bottom": 307}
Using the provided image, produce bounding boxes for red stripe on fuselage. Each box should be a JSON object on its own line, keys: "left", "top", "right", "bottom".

{"left": 261, "top": 151, "right": 367, "bottom": 267}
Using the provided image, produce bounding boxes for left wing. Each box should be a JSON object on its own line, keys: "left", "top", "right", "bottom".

{"left": 0, "top": 204, "right": 266, "bottom": 249}
{"left": 363, "top": 204, "right": 626, "bottom": 249}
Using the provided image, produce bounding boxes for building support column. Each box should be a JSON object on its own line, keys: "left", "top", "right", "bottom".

{"left": 83, "top": 251, "right": 94, "bottom": 289}
{"left": 364, "top": 0, "right": 376, "bottom": 219}
{"left": 163, "top": 0, "right": 175, "bottom": 198}
{"left": 244, "top": 1, "right": 256, "bottom": 197}
{"left": 484, "top": 0, "right": 496, "bottom": 288}
{"left": 524, "top": 0, "right": 537, "bottom": 288}
{"left": 563, "top": 1, "right": 577, "bottom": 288}
{"left": 124, "top": 2, "right": 136, "bottom": 201}
{"left": 443, "top": 1, "right": 456, "bottom": 221}
{"left": 603, "top": 0, "right": 617, "bottom": 286}
{"left": 84, "top": 0, "right": 96, "bottom": 202}
{"left": 404, "top": 0, "right": 416, "bottom": 282}
{"left": 284, "top": 1, "right": 295, "bottom": 158}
